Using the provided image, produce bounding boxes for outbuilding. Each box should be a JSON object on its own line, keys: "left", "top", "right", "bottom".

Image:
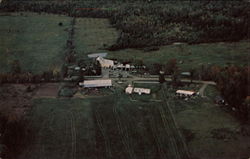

{"left": 214, "top": 96, "right": 225, "bottom": 105}
{"left": 125, "top": 85, "right": 133, "bottom": 94}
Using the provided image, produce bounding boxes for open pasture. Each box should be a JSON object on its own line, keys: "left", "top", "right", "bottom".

{"left": 0, "top": 12, "right": 71, "bottom": 73}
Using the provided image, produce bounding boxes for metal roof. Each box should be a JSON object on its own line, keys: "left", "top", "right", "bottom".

{"left": 181, "top": 72, "right": 191, "bottom": 76}
{"left": 176, "top": 90, "right": 195, "bottom": 95}
{"left": 88, "top": 53, "right": 107, "bottom": 58}
{"left": 134, "top": 88, "right": 151, "bottom": 94}
{"left": 79, "top": 79, "right": 112, "bottom": 88}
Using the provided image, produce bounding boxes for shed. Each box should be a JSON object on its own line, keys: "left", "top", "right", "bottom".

{"left": 79, "top": 79, "right": 112, "bottom": 88}
{"left": 117, "top": 64, "right": 125, "bottom": 69}
{"left": 125, "top": 85, "right": 133, "bottom": 94}
{"left": 125, "top": 64, "right": 130, "bottom": 69}
{"left": 215, "top": 96, "right": 225, "bottom": 104}
{"left": 181, "top": 72, "right": 191, "bottom": 76}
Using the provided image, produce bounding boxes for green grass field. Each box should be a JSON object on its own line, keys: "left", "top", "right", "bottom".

{"left": 108, "top": 41, "right": 250, "bottom": 71}
{"left": 0, "top": 12, "right": 71, "bottom": 73}
{"left": 75, "top": 18, "right": 118, "bottom": 58}
{"left": 73, "top": 18, "right": 249, "bottom": 71}
{"left": 4, "top": 14, "right": 245, "bottom": 73}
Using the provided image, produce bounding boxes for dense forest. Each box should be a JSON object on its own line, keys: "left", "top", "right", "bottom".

{"left": 1, "top": 0, "right": 250, "bottom": 49}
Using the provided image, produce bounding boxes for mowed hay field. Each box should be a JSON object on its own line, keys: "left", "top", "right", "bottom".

{"left": 75, "top": 18, "right": 118, "bottom": 58}
{"left": 20, "top": 88, "right": 189, "bottom": 159}
{"left": 0, "top": 12, "right": 71, "bottom": 73}
{"left": 74, "top": 18, "right": 248, "bottom": 70}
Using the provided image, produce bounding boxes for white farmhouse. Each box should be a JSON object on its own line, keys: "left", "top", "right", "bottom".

{"left": 96, "top": 57, "right": 114, "bottom": 68}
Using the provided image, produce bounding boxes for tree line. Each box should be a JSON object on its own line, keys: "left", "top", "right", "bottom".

{"left": 0, "top": 60, "right": 61, "bottom": 84}
{"left": 109, "top": 1, "right": 250, "bottom": 49}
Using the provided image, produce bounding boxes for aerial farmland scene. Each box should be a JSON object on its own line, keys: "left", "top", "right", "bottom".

{"left": 0, "top": 0, "right": 250, "bottom": 159}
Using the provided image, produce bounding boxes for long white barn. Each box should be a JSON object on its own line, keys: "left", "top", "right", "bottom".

{"left": 79, "top": 79, "right": 112, "bottom": 88}
{"left": 176, "top": 90, "right": 196, "bottom": 96}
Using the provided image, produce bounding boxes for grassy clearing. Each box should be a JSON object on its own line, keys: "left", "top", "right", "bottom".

{"left": 0, "top": 12, "right": 71, "bottom": 73}
{"left": 108, "top": 41, "right": 250, "bottom": 71}
{"left": 75, "top": 18, "right": 118, "bottom": 58}
{"left": 204, "top": 85, "right": 221, "bottom": 100}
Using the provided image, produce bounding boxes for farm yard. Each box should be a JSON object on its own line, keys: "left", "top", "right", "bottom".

{"left": 0, "top": 12, "right": 70, "bottom": 73}
{"left": 0, "top": 1, "right": 249, "bottom": 158}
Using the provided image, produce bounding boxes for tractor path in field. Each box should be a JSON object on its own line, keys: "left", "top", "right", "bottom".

{"left": 160, "top": 84, "right": 190, "bottom": 159}
{"left": 110, "top": 88, "right": 190, "bottom": 159}
{"left": 70, "top": 112, "right": 77, "bottom": 159}
{"left": 113, "top": 90, "right": 137, "bottom": 159}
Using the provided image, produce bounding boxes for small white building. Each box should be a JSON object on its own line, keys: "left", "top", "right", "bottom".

{"left": 116, "top": 64, "right": 125, "bottom": 69}
{"left": 176, "top": 90, "right": 196, "bottom": 97}
{"left": 134, "top": 88, "right": 151, "bottom": 95}
{"left": 125, "top": 85, "right": 133, "bottom": 94}
{"left": 96, "top": 57, "right": 114, "bottom": 68}
{"left": 125, "top": 64, "right": 130, "bottom": 69}
{"left": 74, "top": 66, "right": 81, "bottom": 71}
{"left": 79, "top": 79, "right": 112, "bottom": 88}
{"left": 125, "top": 85, "right": 151, "bottom": 95}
